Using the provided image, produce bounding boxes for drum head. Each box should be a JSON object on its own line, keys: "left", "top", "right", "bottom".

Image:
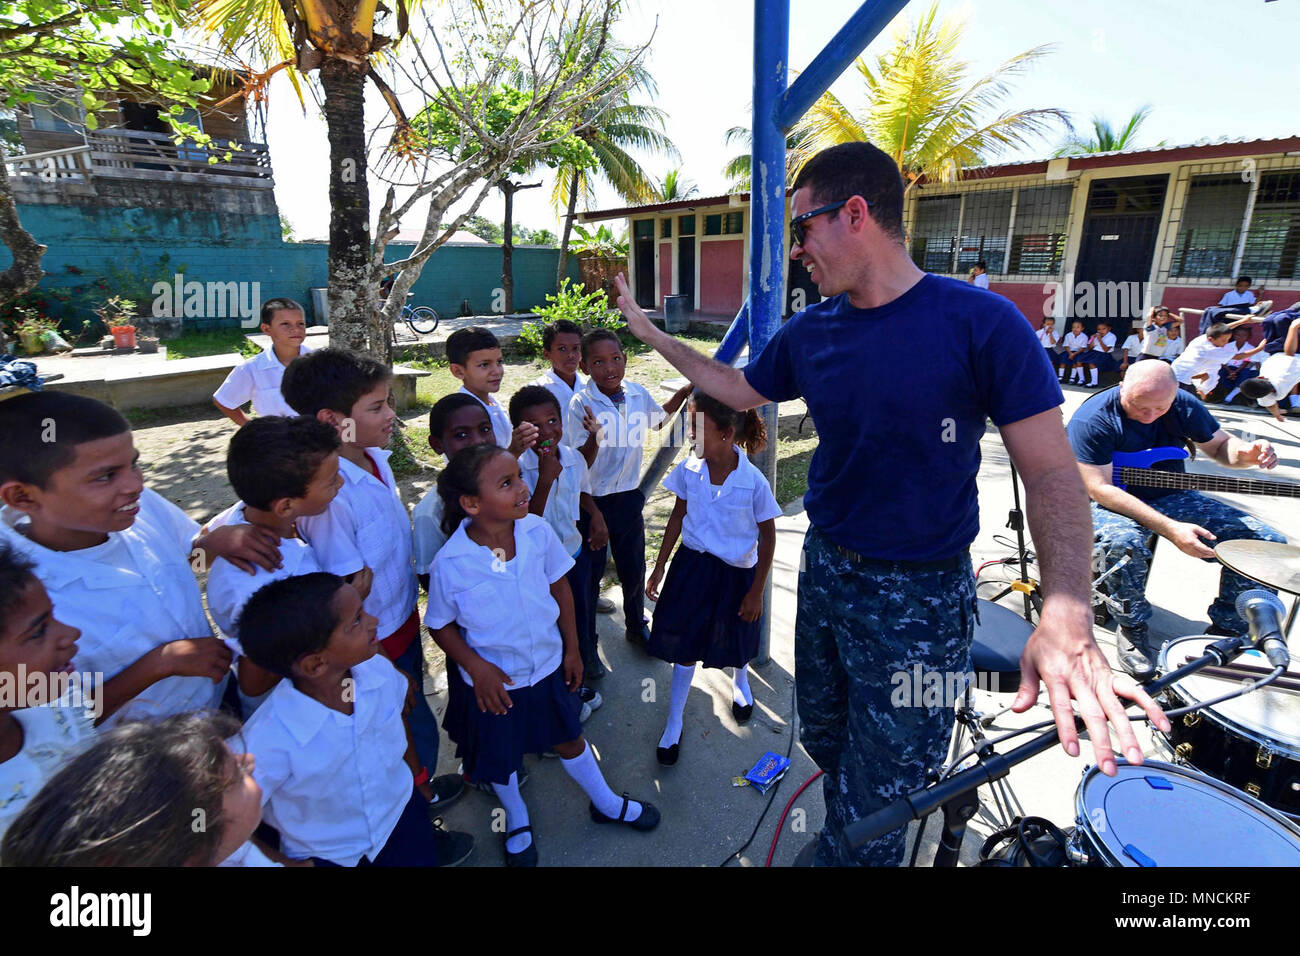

{"left": 1157, "top": 636, "right": 1300, "bottom": 754}
{"left": 1077, "top": 761, "right": 1300, "bottom": 866}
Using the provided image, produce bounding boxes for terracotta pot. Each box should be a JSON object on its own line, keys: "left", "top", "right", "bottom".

{"left": 110, "top": 326, "right": 137, "bottom": 349}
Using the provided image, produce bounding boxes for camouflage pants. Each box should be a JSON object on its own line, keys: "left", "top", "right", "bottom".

{"left": 795, "top": 526, "right": 976, "bottom": 867}
{"left": 1091, "top": 491, "right": 1285, "bottom": 650}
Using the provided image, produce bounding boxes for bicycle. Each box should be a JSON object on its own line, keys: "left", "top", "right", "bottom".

{"left": 384, "top": 292, "right": 440, "bottom": 336}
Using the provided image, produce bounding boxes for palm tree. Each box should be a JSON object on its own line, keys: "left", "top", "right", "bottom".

{"left": 721, "top": 124, "right": 814, "bottom": 192}
{"left": 793, "top": 1, "right": 1068, "bottom": 193}
{"left": 1053, "top": 106, "right": 1161, "bottom": 156}
{"left": 654, "top": 169, "right": 699, "bottom": 201}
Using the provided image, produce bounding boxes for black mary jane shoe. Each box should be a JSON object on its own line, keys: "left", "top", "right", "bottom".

{"left": 503, "top": 825, "right": 538, "bottom": 867}
{"left": 589, "top": 793, "right": 660, "bottom": 831}
{"left": 732, "top": 701, "right": 754, "bottom": 724}
{"left": 656, "top": 741, "right": 680, "bottom": 766}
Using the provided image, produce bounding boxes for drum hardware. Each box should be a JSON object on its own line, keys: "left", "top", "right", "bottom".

{"left": 1247, "top": 783, "right": 1262, "bottom": 798}
{"left": 1175, "top": 743, "right": 1193, "bottom": 759}
{"left": 983, "top": 463, "right": 1041, "bottom": 623}
{"left": 1183, "top": 711, "right": 1200, "bottom": 727}
{"left": 1258, "top": 747, "right": 1274, "bottom": 769}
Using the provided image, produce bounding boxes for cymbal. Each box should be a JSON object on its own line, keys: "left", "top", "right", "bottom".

{"left": 1214, "top": 540, "right": 1300, "bottom": 595}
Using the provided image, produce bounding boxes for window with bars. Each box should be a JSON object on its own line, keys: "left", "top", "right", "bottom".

{"left": 1241, "top": 170, "right": 1300, "bottom": 281}
{"left": 1171, "top": 175, "right": 1249, "bottom": 278}
{"left": 956, "top": 190, "right": 1012, "bottom": 272}
{"left": 1007, "top": 185, "right": 1072, "bottom": 275}
{"left": 660, "top": 218, "right": 672, "bottom": 239}
{"left": 910, "top": 195, "right": 959, "bottom": 272}
{"left": 704, "top": 211, "right": 744, "bottom": 236}
{"left": 910, "top": 184, "right": 1072, "bottom": 276}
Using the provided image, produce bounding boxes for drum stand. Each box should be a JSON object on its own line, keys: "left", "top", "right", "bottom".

{"left": 987, "top": 462, "right": 1040, "bottom": 624}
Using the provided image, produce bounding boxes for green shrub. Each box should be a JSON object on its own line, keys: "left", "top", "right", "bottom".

{"left": 525, "top": 278, "right": 629, "bottom": 356}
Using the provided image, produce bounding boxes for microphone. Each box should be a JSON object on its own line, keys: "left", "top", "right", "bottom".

{"left": 1235, "top": 589, "right": 1291, "bottom": 669}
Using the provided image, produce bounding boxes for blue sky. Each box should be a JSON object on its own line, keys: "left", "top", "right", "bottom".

{"left": 266, "top": 0, "right": 1300, "bottom": 241}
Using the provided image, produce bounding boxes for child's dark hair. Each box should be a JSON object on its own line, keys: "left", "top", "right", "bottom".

{"left": 691, "top": 391, "right": 768, "bottom": 454}
{"left": 1206, "top": 323, "right": 1231, "bottom": 338}
{"left": 447, "top": 326, "right": 501, "bottom": 366}
{"left": 428, "top": 393, "right": 486, "bottom": 440}
{"left": 508, "top": 385, "right": 561, "bottom": 427}
{"left": 226, "top": 415, "right": 340, "bottom": 510}
{"left": 260, "top": 297, "right": 306, "bottom": 325}
{"left": 1, "top": 711, "right": 244, "bottom": 866}
{"left": 975, "top": 260, "right": 987, "bottom": 270}
{"left": 542, "top": 319, "right": 582, "bottom": 351}
{"left": 0, "top": 392, "right": 130, "bottom": 488}
{"left": 0, "top": 543, "right": 37, "bottom": 639}
{"left": 581, "top": 328, "right": 622, "bottom": 361}
{"left": 236, "top": 572, "right": 347, "bottom": 678}
{"left": 280, "top": 347, "right": 392, "bottom": 418}
{"left": 437, "top": 444, "right": 510, "bottom": 536}
{"left": 1236, "top": 275, "right": 1253, "bottom": 286}
{"left": 1240, "top": 378, "right": 1277, "bottom": 401}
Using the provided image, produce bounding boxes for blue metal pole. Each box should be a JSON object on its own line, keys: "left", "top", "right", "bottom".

{"left": 776, "top": 0, "right": 911, "bottom": 131}
{"left": 750, "top": 0, "right": 788, "bottom": 665}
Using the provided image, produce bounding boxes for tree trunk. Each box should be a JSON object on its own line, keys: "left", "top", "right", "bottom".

{"left": 0, "top": 146, "right": 47, "bottom": 307}
{"left": 500, "top": 179, "right": 514, "bottom": 315}
{"left": 321, "top": 60, "right": 385, "bottom": 361}
{"left": 556, "top": 169, "right": 580, "bottom": 292}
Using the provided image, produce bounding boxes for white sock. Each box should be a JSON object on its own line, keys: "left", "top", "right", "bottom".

{"left": 561, "top": 740, "right": 641, "bottom": 822}
{"left": 1058, "top": 367, "right": 1065, "bottom": 379}
{"left": 732, "top": 665, "right": 753, "bottom": 707}
{"left": 659, "top": 663, "right": 694, "bottom": 749}
{"left": 491, "top": 773, "right": 532, "bottom": 853}
{"left": 1091, "top": 368, "right": 1100, "bottom": 385}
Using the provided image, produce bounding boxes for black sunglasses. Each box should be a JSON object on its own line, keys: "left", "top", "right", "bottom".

{"left": 790, "top": 199, "right": 861, "bottom": 246}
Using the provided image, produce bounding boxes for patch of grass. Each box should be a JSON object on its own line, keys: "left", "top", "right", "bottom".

{"left": 775, "top": 436, "right": 815, "bottom": 506}
{"left": 164, "top": 328, "right": 260, "bottom": 361}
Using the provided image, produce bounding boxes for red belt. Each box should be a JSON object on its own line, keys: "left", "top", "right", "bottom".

{"left": 380, "top": 609, "right": 420, "bottom": 660}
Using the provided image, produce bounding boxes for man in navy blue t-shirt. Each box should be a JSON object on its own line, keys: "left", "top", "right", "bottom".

{"left": 1067, "top": 360, "right": 1283, "bottom": 676}
{"left": 613, "top": 141, "right": 1168, "bottom": 867}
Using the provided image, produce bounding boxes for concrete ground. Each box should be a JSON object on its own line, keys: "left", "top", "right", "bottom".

{"left": 424, "top": 386, "right": 1300, "bottom": 867}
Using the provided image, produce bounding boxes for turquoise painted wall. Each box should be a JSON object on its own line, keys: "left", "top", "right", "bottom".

{"left": 2, "top": 202, "right": 580, "bottom": 329}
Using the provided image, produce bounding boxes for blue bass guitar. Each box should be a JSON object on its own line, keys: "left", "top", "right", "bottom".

{"left": 1111, "top": 446, "right": 1299, "bottom": 499}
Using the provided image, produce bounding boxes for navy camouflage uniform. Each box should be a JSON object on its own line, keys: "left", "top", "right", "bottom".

{"left": 797, "top": 526, "right": 977, "bottom": 867}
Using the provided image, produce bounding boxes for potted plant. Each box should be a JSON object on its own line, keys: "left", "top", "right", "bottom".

{"left": 13, "top": 311, "right": 57, "bottom": 355}
{"left": 94, "top": 296, "right": 138, "bottom": 350}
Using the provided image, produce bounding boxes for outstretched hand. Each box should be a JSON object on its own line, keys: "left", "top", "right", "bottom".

{"left": 613, "top": 273, "right": 657, "bottom": 342}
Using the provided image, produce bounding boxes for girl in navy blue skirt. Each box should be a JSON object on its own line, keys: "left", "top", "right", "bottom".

{"left": 646, "top": 393, "right": 781, "bottom": 766}
{"left": 424, "top": 444, "right": 660, "bottom": 866}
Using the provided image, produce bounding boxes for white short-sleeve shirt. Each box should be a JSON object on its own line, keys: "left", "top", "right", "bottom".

{"left": 565, "top": 380, "right": 665, "bottom": 497}
{"left": 1219, "top": 289, "right": 1255, "bottom": 309}
{"left": 519, "top": 443, "right": 591, "bottom": 556}
{"left": 411, "top": 488, "right": 448, "bottom": 576}
{"left": 1163, "top": 336, "right": 1185, "bottom": 360}
{"left": 0, "top": 705, "right": 97, "bottom": 841}
{"left": 237, "top": 654, "right": 411, "bottom": 866}
{"left": 0, "top": 488, "right": 224, "bottom": 724}
{"left": 1171, "top": 336, "right": 1235, "bottom": 384}
{"left": 1062, "top": 331, "right": 1088, "bottom": 351}
{"left": 662, "top": 447, "right": 783, "bottom": 568}
{"left": 424, "top": 513, "right": 574, "bottom": 688}
{"left": 1142, "top": 323, "right": 1170, "bottom": 356}
{"left": 212, "top": 344, "right": 312, "bottom": 418}
{"left": 973, "top": 273, "right": 990, "bottom": 289}
{"left": 1036, "top": 327, "right": 1059, "bottom": 348}
{"left": 1257, "top": 353, "right": 1300, "bottom": 406}
{"left": 458, "top": 386, "right": 513, "bottom": 449}
{"left": 1121, "top": 334, "right": 1143, "bottom": 358}
{"left": 530, "top": 370, "right": 588, "bottom": 449}
{"left": 296, "top": 451, "right": 416, "bottom": 640}
{"left": 1090, "top": 331, "right": 1117, "bottom": 352}
{"left": 1226, "top": 341, "right": 1260, "bottom": 368}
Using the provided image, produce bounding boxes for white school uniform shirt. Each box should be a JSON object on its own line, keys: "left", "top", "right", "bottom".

{"left": 424, "top": 513, "right": 574, "bottom": 688}
{"left": 519, "top": 443, "right": 591, "bottom": 556}
{"left": 1226, "top": 341, "right": 1260, "bottom": 368}
{"left": 1171, "top": 335, "right": 1233, "bottom": 385}
{"left": 1062, "top": 331, "right": 1088, "bottom": 352}
{"left": 212, "top": 343, "right": 312, "bottom": 418}
{"left": 973, "top": 273, "right": 989, "bottom": 289}
{"left": 1257, "top": 352, "right": 1300, "bottom": 407}
{"left": 0, "top": 705, "right": 97, "bottom": 841}
{"left": 218, "top": 841, "right": 281, "bottom": 867}
{"left": 411, "top": 488, "right": 448, "bottom": 576}
{"left": 530, "top": 369, "right": 588, "bottom": 449}
{"left": 1219, "top": 289, "right": 1255, "bottom": 309}
{"left": 565, "top": 380, "right": 665, "bottom": 497}
{"left": 1036, "top": 327, "right": 1059, "bottom": 349}
{"left": 1142, "top": 323, "right": 1170, "bottom": 356}
{"left": 237, "top": 654, "right": 410, "bottom": 866}
{"left": 1089, "top": 331, "right": 1117, "bottom": 353}
{"left": 663, "top": 447, "right": 783, "bottom": 569}
{"left": 0, "top": 489, "right": 225, "bottom": 724}
{"left": 458, "top": 385, "right": 513, "bottom": 448}
{"left": 1162, "top": 336, "right": 1184, "bottom": 361}
{"left": 1121, "top": 334, "right": 1143, "bottom": 359}
{"left": 297, "top": 450, "right": 416, "bottom": 640}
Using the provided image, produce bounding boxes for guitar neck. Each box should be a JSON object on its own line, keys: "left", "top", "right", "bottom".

{"left": 1118, "top": 467, "right": 1300, "bottom": 498}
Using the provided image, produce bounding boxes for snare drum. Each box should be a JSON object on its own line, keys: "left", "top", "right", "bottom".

{"left": 1156, "top": 635, "right": 1300, "bottom": 815}
{"left": 1070, "top": 760, "right": 1300, "bottom": 866}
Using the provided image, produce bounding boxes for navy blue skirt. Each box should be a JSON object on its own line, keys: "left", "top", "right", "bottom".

{"left": 648, "top": 545, "right": 759, "bottom": 669}
{"left": 442, "top": 663, "right": 582, "bottom": 785}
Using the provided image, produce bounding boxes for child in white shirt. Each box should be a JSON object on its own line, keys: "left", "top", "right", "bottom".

{"left": 1162, "top": 322, "right": 1185, "bottom": 361}
{"left": 529, "top": 319, "right": 588, "bottom": 449}
{"left": 1218, "top": 276, "right": 1256, "bottom": 310}
{"left": 1240, "top": 316, "right": 1300, "bottom": 421}
{"left": 1076, "top": 320, "right": 1118, "bottom": 388}
{"left": 206, "top": 415, "right": 343, "bottom": 716}
{"left": 0, "top": 392, "right": 282, "bottom": 724}
{"left": 448, "top": 326, "right": 534, "bottom": 453}
{"left": 1036, "top": 317, "right": 1060, "bottom": 360}
{"left": 1057, "top": 320, "right": 1089, "bottom": 384}
{"left": 213, "top": 297, "right": 313, "bottom": 425}
{"left": 426, "top": 444, "right": 661, "bottom": 866}
{"left": 645, "top": 394, "right": 782, "bottom": 765}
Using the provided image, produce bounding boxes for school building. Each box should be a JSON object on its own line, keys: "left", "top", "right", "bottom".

{"left": 577, "top": 135, "right": 1300, "bottom": 329}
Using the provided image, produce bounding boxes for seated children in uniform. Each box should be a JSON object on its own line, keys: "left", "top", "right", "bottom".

{"left": 213, "top": 297, "right": 313, "bottom": 425}
{"left": 1057, "top": 320, "right": 1089, "bottom": 383}
{"left": 0, "top": 392, "right": 280, "bottom": 724}
{"left": 1036, "top": 317, "right": 1060, "bottom": 364}
{"left": 645, "top": 393, "right": 781, "bottom": 765}
{"left": 234, "top": 574, "right": 471, "bottom": 867}
{"left": 1076, "top": 320, "right": 1118, "bottom": 388}
{"left": 1218, "top": 275, "right": 1256, "bottom": 310}
{"left": 281, "top": 348, "right": 464, "bottom": 809}
{"left": 425, "top": 444, "right": 661, "bottom": 866}
{"left": 510, "top": 384, "right": 608, "bottom": 703}
{"left": 206, "top": 415, "right": 343, "bottom": 716}
{"left": 1, "top": 710, "right": 262, "bottom": 866}
{"left": 530, "top": 320, "right": 588, "bottom": 449}
{"left": 1241, "top": 314, "right": 1300, "bottom": 421}
{"left": 447, "top": 327, "right": 534, "bottom": 454}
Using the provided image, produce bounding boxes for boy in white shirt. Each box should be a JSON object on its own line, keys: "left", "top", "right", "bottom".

{"left": 968, "top": 260, "right": 990, "bottom": 289}
{"left": 234, "top": 574, "right": 471, "bottom": 866}
{"left": 1057, "top": 319, "right": 1089, "bottom": 384}
{"left": 1036, "top": 317, "right": 1060, "bottom": 359}
{"left": 213, "top": 297, "right": 314, "bottom": 425}
{"left": 448, "top": 326, "right": 535, "bottom": 454}
{"left": 0, "top": 392, "right": 282, "bottom": 724}
{"left": 1218, "top": 276, "right": 1256, "bottom": 310}
{"left": 281, "top": 347, "right": 464, "bottom": 811}
{"left": 1161, "top": 321, "right": 1184, "bottom": 361}
{"left": 1241, "top": 315, "right": 1300, "bottom": 421}
{"left": 206, "top": 415, "right": 343, "bottom": 715}
{"left": 1171, "top": 321, "right": 1253, "bottom": 398}
{"left": 1219, "top": 326, "right": 1266, "bottom": 404}
{"left": 530, "top": 319, "right": 588, "bottom": 449}
{"left": 1076, "top": 320, "right": 1118, "bottom": 388}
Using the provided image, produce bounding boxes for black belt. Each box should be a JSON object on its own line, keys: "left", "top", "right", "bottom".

{"left": 831, "top": 542, "right": 968, "bottom": 573}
